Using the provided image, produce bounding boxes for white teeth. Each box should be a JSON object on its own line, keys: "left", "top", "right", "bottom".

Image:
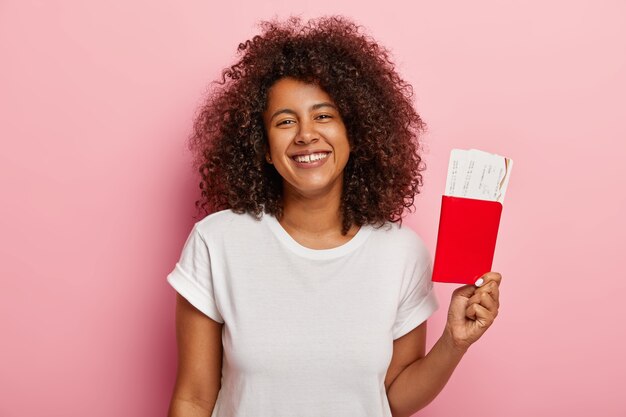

{"left": 294, "top": 152, "right": 329, "bottom": 163}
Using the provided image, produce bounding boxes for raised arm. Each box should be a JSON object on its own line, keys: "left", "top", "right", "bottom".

{"left": 168, "top": 294, "right": 223, "bottom": 417}
{"left": 387, "top": 272, "right": 502, "bottom": 417}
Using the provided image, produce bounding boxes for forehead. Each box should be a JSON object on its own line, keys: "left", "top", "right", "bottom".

{"left": 265, "top": 77, "right": 333, "bottom": 109}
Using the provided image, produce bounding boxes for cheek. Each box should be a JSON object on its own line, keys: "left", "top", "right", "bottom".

{"left": 331, "top": 131, "right": 350, "bottom": 154}
{"left": 322, "top": 125, "right": 349, "bottom": 145}
{"left": 267, "top": 131, "right": 289, "bottom": 152}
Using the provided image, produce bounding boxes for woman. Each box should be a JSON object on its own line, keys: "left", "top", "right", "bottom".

{"left": 167, "top": 16, "right": 502, "bottom": 417}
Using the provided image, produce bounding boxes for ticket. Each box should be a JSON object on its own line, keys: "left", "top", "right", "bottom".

{"left": 445, "top": 148, "right": 513, "bottom": 203}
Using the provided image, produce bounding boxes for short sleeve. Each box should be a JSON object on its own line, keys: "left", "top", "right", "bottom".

{"left": 392, "top": 258, "right": 439, "bottom": 340}
{"left": 166, "top": 225, "right": 224, "bottom": 323}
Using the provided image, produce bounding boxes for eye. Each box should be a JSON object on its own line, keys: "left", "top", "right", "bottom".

{"left": 316, "top": 114, "right": 332, "bottom": 120}
{"left": 276, "top": 119, "right": 295, "bottom": 126}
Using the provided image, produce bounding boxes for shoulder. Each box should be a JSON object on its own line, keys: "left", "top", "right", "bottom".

{"left": 370, "top": 221, "right": 431, "bottom": 264}
{"left": 192, "top": 209, "right": 259, "bottom": 241}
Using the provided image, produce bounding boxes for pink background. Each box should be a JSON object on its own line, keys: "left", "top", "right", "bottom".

{"left": 1, "top": 0, "right": 624, "bottom": 416}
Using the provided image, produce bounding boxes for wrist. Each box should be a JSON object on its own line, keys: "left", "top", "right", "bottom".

{"left": 442, "top": 325, "right": 470, "bottom": 356}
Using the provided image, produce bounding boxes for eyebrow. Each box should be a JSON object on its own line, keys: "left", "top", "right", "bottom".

{"left": 269, "top": 102, "right": 338, "bottom": 121}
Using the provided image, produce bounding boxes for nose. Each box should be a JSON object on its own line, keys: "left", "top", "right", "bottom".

{"left": 294, "top": 120, "right": 319, "bottom": 145}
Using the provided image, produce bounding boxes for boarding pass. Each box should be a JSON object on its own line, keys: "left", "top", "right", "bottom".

{"left": 444, "top": 148, "right": 513, "bottom": 203}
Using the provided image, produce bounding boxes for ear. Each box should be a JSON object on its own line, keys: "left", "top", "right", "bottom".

{"left": 265, "top": 153, "right": 273, "bottom": 164}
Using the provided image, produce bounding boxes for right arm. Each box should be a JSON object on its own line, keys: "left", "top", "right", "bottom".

{"left": 168, "top": 293, "right": 224, "bottom": 417}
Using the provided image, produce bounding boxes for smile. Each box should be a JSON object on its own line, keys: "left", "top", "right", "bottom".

{"left": 290, "top": 151, "right": 332, "bottom": 169}
{"left": 292, "top": 152, "right": 330, "bottom": 163}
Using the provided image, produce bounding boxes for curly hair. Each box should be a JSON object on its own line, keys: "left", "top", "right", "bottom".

{"left": 188, "top": 15, "right": 427, "bottom": 235}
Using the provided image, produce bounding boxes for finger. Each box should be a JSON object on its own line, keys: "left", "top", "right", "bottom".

{"left": 475, "top": 272, "right": 501, "bottom": 301}
{"left": 465, "top": 299, "right": 497, "bottom": 322}
{"left": 465, "top": 302, "right": 477, "bottom": 320}
{"left": 468, "top": 291, "right": 498, "bottom": 314}
{"left": 472, "top": 302, "right": 496, "bottom": 328}
{"left": 475, "top": 280, "right": 500, "bottom": 304}
{"left": 479, "top": 272, "right": 502, "bottom": 287}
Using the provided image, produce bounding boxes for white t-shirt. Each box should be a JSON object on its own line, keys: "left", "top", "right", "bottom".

{"left": 167, "top": 209, "right": 439, "bottom": 417}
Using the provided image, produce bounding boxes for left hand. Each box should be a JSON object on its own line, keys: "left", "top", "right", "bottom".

{"left": 444, "top": 272, "right": 502, "bottom": 352}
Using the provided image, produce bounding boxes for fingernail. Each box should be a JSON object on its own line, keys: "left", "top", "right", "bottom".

{"left": 474, "top": 278, "right": 484, "bottom": 287}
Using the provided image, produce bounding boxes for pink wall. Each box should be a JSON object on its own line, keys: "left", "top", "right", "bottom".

{"left": 1, "top": 0, "right": 624, "bottom": 416}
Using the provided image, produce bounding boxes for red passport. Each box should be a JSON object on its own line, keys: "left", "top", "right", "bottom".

{"left": 432, "top": 195, "right": 503, "bottom": 285}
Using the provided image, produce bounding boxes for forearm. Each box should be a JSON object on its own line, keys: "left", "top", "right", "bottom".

{"left": 387, "top": 327, "right": 467, "bottom": 417}
{"left": 168, "top": 396, "right": 216, "bottom": 417}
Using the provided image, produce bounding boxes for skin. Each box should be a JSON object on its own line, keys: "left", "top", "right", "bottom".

{"left": 386, "top": 272, "right": 502, "bottom": 417}
{"left": 262, "top": 77, "right": 359, "bottom": 249}
{"left": 168, "top": 77, "right": 503, "bottom": 417}
{"left": 168, "top": 294, "right": 223, "bottom": 417}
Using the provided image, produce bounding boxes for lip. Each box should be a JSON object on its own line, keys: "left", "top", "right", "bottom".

{"left": 289, "top": 149, "right": 332, "bottom": 157}
{"left": 290, "top": 151, "right": 332, "bottom": 169}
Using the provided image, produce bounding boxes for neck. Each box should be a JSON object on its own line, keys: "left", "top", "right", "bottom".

{"left": 279, "top": 180, "right": 345, "bottom": 237}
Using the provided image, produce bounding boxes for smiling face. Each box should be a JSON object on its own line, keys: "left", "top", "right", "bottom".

{"left": 262, "top": 77, "right": 351, "bottom": 200}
